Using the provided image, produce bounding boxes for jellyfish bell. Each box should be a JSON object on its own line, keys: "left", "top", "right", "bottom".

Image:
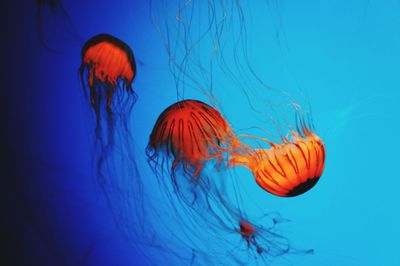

{"left": 231, "top": 115, "right": 325, "bottom": 197}
{"left": 147, "top": 99, "right": 240, "bottom": 177}
{"left": 254, "top": 131, "right": 325, "bottom": 197}
{"left": 79, "top": 33, "right": 136, "bottom": 113}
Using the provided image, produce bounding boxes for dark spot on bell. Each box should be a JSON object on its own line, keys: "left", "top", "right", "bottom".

{"left": 285, "top": 177, "right": 320, "bottom": 197}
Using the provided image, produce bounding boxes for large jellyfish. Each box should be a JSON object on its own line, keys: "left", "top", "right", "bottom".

{"left": 147, "top": 99, "right": 240, "bottom": 177}
{"left": 146, "top": 99, "right": 240, "bottom": 218}
{"left": 230, "top": 114, "right": 326, "bottom": 197}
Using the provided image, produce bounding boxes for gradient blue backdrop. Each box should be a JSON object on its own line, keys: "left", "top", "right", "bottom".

{"left": 9, "top": 0, "right": 400, "bottom": 265}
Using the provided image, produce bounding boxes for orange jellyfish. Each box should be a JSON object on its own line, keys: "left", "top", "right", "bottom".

{"left": 79, "top": 33, "right": 136, "bottom": 113}
{"left": 231, "top": 115, "right": 325, "bottom": 197}
{"left": 234, "top": 216, "right": 312, "bottom": 261}
{"left": 239, "top": 220, "right": 263, "bottom": 255}
{"left": 147, "top": 99, "right": 240, "bottom": 177}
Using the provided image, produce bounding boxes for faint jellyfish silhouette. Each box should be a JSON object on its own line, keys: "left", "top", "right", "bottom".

{"left": 36, "top": 0, "right": 82, "bottom": 52}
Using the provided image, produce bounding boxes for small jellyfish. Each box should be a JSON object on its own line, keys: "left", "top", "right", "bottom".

{"left": 230, "top": 215, "right": 312, "bottom": 263}
{"left": 239, "top": 220, "right": 263, "bottom": 255}
{"left": 231, "top": 114, "right": 325, "bottom": 197}
{"left": 79, "top": 33, "right": 136, "bottom": 114}
{"left": 147, "top": 99, "right": 240, "bottom": 177}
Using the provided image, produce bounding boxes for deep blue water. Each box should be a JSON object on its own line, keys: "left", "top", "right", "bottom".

{"left": 3, "top": 0, "right": 400, "bottom": 265}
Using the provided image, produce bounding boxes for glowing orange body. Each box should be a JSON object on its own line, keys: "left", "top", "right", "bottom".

{"left": 232, "top": 131, "right": 325, "bottom": 197}
{"left": 80, "top": 34, "right": 136, "bottom": 112}
{"left": 83, "top": 41, "right": 134, "bottom": 87}
{"left": 148, "top": 100, "right": 239, "bottom": 176}
{"left": 240, "top": 220, "right": 255, "bottom": 237}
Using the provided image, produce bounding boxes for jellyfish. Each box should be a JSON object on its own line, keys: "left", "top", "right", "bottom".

{"left": 239, "top": 220, "right": 264, "bottom": 255}
{"left": 79, "top": 34, "right": 137, "bottom": 187}
{"left": 234, "top": 217, "right": 314, "bottom": 264}
{"left": 147, "top": 99, "right": 240, "bottom": 178}
{"left": 206, "top": 212, "right": 313, "bottom": 264}
{"left": 79, "top": 34, "right": 138, "bottom": 169}
{"left": 230, "top": 114, "right": 326, "bottom": 197}
{"left": 78, "top": 34, "right": 151, "bottom": 258}
{"left": 146, "top": 99, "right": 243, "bottom": 239}
{"left": 79, "top": 33, "right": 136, "bottom": 115}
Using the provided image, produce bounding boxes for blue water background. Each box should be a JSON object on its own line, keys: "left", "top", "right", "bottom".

{"left": 15, "top": 0, "right": 400, "bottom": 265}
